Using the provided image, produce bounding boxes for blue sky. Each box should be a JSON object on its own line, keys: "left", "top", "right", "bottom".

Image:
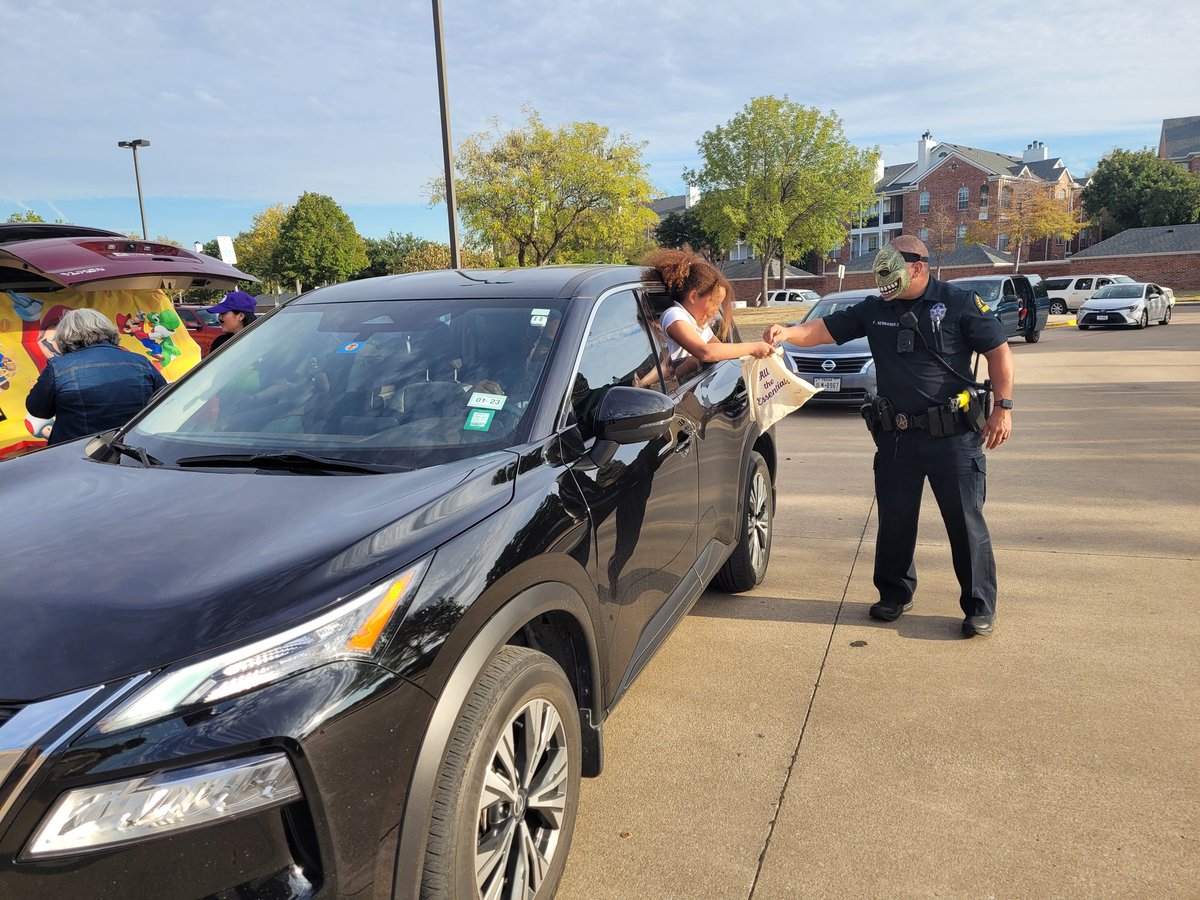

{"left": 4, "top": 0, "right": 1197, "bottom": 247}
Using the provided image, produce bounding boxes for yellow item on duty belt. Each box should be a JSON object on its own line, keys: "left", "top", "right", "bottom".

{"left": 954, "top": 390, "right": 971, "bottom": 410}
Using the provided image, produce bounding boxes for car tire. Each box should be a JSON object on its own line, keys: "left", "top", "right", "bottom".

{"left": 1160, "top": 305, "right": 1172, "bottom": 326}
{"left": 714, "top": 450, "right": 772, "bottom": 592}
{"left": 1049, "top": 300, "right": 1067, "bottom": 315}
{"left": 1024, "top": 329, "right": 1041, "bottom": 343}
{"left": 1135, "top": 309, "right": 1148, "bottom": 329}
{"left": 421, "top": 646, "right": 581, "bottom": 900}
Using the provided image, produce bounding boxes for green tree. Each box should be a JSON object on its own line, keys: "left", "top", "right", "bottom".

{"left": 1082, "top": 148, "right": 1200, "bottom": 234}
{"left": 234, "top": 203, "right": 290, "bottom": 291}
{"left": 654, "top": 207, "right": 724, "bottom": 259}
{"left": 7, "top": 210, "right": 46, "bottom": 223}
{"left": 686, "top": 96, "right": 880, "bottom": 305}
{"left": 398, "top": 242, "right": 495, "bottom": 272}
{"left": 358, "top": 231, "right": 432, "bottom": 278}
{"left": 969, "top": 179, "right": 1083, "bottom": 273}
{"left": 429, "top": 108, "right": 659, "bottom": 266}
{"left": 273, "top": 193, "right": 369, "bottom": 292}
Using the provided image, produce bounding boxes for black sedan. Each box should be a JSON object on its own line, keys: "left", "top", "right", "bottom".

{"left": 0, "top": 266, "right": 776, "bottom": 899}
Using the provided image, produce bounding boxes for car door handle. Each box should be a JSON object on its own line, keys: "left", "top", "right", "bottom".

{"left": 671, "top": 417, "right": 696, "bottom": 456}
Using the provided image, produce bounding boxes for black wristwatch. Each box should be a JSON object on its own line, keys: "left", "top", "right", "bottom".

{"left": 996, "top": 398, "right": 1014, "bottom": 410}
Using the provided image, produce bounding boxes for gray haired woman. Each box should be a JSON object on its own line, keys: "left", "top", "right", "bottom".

{"left": 26, "top": 308, "right": 167, "bottom": 445}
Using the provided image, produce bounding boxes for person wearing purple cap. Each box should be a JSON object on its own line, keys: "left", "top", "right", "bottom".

{"left": 208, "top": 291, "right": 258, "bottom": 353}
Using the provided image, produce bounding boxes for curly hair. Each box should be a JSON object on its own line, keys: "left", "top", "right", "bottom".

{"left": 641, "top": 248, "right": 733, "bottom": 340}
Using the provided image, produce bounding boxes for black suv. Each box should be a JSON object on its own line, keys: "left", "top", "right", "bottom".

{"left": 0, "top": 265, "right": 776, "bottom": 899}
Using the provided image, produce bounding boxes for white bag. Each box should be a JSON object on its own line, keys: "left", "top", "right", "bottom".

{"left": 741, "top": 351, "right": 822, "bottom": 429}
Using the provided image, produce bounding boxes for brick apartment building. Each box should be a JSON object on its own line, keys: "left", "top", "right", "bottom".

{"left": 830, "top": 133, "right": 1091, "bottom": 270}
{"left": 1158, "top": 116, "right": 1200, "bottom": 174}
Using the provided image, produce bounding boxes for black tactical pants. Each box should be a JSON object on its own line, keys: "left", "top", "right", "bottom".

{"left": 872, "top": 429, "right": 996, "bottom": 617}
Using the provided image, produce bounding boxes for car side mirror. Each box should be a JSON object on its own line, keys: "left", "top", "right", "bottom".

{"left": 595, "top": 386, "right": 674, "bottom": 444}
{"left": 589, "top": 386, "right": 675, "bottom": 465}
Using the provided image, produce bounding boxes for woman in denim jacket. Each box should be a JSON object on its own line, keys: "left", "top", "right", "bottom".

{"left": 26, "top": 308, "right": 167, "bottom": 445}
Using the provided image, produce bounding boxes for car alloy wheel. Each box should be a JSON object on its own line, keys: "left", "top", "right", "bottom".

{"left": 1049, "top": 300, "right": 1067, "bottom": 315}
{"left": 714, "top": 450, "right": 773, "bottom": 592}
{"left": 420, "top": 646, "right": 580, "bottom": 900}
{"left": 475, "top": 697, "right": 569, "bottom": 897}
{"left": 1136, "top": 309, "right": 1148, "bottom": 329}
{"left": 1161, "top": 305, "right": 1172, "bottom": 326}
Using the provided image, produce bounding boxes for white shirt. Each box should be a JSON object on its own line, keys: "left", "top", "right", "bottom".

{"left": 660, "top": 303, "right": 713, "bottom": 361}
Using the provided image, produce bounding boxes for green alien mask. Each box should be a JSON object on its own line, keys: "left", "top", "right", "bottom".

{"left": 873, "top": 243, "right": 911, "bottom": 301}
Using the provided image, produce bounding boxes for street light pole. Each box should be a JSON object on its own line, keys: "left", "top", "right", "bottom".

{"left": 431, "top": 0, "right": 461, "bottom": 268}
{"left": 117, "top": 139, "right": 150, "bottom": 239}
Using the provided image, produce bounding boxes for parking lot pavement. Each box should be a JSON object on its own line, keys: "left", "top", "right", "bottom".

{"left": 559, "top": 306, "right": 1200, "bottom": 898}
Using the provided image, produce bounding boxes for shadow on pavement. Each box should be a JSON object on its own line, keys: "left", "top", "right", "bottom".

{"left": 693, "top": 594, "right": 965, "bottom": 641}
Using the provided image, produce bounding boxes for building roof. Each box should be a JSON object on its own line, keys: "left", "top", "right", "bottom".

{"left": 1159, "top": 116, "right": 1200, "bottom": 160}
{"left": 1070, "top": 223, "right": 1200, "bottom": 258}
{"left": 878, "top": 143, "right": 1075, "bottom": 192}
{"left": 844, "top": 243, "right": 1013, "bottom": 273}
{"left": 650, "top": 194, "right": 689, "bottom": 218}
{"left": 719, "top": 258, "right": 814, "bottom": 280}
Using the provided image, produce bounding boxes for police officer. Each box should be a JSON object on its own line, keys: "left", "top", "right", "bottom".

{"left": 764, "top": 236, "right": 1013, "bottom": 637}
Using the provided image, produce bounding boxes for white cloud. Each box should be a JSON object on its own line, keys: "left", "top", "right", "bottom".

{"left": 3, "top": 0, "right": 1198, "bottom": 209}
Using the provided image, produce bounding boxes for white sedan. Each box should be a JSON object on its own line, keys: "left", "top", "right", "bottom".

{"left": 1077, "top": 283, "right": 1173, "bottom": 329}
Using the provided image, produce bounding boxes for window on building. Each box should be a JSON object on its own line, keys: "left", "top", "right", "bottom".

{"left": 1055, "top": 234, "right": 1065, "bottom": 246}
{"left": 957, "top": 186, "right": 969, "bottom": 210}
{"left": 919, "top": 227, "right": 929, "bottom": 242}
{"left": 956, "top": 225, "right": 968, "bottom": 244}
{"left": 867, "top": 234, "right": 879, "bottom": 252}
{"left": 979, "top": 184, "right": 989, "bottom": 207}
{"left": 919, "top": 191, "right": 930, "bottom": 214}
{"left": 1001, "top": 186, "right": 1013, "bottom": 209}
{"left": 1056, "top": 187, "right": 1066, "bottom": 200}
{"left": 997, "top": 234, "right": 1009, "bottom": 252}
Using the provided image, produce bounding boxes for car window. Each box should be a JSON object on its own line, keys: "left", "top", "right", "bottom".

{"left": 1044, "top": 278, "right": 1071, "bottom": 291}
{"left": 804, "top": 299, "right": 864, "bottom": 320}
{"left": 127, "top": 297, "right": 568, "bottom": 468}
{"left": 177, "top": 308, "right": 198, "bottom": 327}
{"left": 950, "top": 280, "right": 1001, "bottom": 303}
{"left": 195, "top": 308, "right": 219, "bottom": 325}
{"left": 569, "top": 290, "right": 661, "bottom": 441}
{"left": 1092, "top": 285, "right": 1141, "bottom": 299}
{"left": 1075, "top": 278, "right": 1093, "bottom": 290}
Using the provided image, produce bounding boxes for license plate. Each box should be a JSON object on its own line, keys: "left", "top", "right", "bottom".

{"left": 813, "top": 377, "right": 841, "bottom": 391}
{"left": 1095, "top": 314, "right": 1109, "bottom": 321}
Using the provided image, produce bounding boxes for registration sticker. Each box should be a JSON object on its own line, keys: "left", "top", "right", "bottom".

{"left": 468, "top": 391, "right": 507, "bottom": 411}
{"left": 531, "top": 308, "right": 550, "bottom": 327}
{"left": 463, "top": 409, "right": 495, "bottom": 431}
{"left": 337, "top": 341, "right": 363, "bottom": 354}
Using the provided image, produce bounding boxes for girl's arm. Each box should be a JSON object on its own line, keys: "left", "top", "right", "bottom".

{"left": 665, "top": 321, "right": 774, "bottom": 363}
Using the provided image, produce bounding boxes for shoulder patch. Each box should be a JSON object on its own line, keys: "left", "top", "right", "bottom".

{"left": 974, "top": 294, "right": 990, "bottom": 314}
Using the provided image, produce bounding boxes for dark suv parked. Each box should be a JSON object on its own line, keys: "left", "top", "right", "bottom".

{"left": 947, "top": 273, "right": 1049, "bottom": 343}
{"left": 0, "top": 266, "right": 776, "bottom": 899}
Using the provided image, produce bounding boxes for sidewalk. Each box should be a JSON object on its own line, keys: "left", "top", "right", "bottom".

{"left": 558, "top": 311, "right": 1200, "bottom": 898}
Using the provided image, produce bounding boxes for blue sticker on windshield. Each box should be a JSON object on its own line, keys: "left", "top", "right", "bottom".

{"left": 338, "top": 341, "right": 363, "bottom": 354}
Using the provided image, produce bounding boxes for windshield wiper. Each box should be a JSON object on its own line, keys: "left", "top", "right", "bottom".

{"left": 104, "top": 435, "right": 161, "bottom": 468}
{"left": 173, "top": 450, "right": 397, "bottom": 474}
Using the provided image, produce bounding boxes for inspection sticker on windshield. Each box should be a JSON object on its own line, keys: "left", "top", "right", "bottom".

{"left": 463, "top": 409, "right": 495, "bottom": 431}
{"left": 531, "top": 308, "right": 551, "bottom": 326}
{"left": 468, "top": 392, "right": 507, "bottom": 411}
{"left": 337, "top": 341, "right": 363, "bottom": 354}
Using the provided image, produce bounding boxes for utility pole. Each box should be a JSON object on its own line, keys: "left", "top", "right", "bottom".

{"left": 431, "top": 0, "right": 461, "bottom": 268}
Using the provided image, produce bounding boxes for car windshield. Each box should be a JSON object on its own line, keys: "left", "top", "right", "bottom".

{"left": 1091, "top": 285, "right": 1142, "bottom": 299}
{"left": 194, "top": 308, "right": 220, "bottom": 325}
{"left": 952, "top": 280, "right": 1001, "bottom": 302}
{"left": 127, "top": 297, "right": 567, "bottom": 468}
{"left": 803, "top": 298, "right": 864, "bottom": 320}
{"left": 1110, "top": 275, "right": 1134, "bottom": 283}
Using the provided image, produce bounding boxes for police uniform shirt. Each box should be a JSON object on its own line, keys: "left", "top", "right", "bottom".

{"left": 822, "top": 277, "right": 1005, "bottom": 414}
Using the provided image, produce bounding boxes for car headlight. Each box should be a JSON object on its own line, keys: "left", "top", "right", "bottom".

{"left": 863, "top": 359, "right": 876, "bottom": 375}
{"left": 25, "top": 753, "right": 301, "bottom": 858}
{"left": 99, "top": 558, "right": 430, "bottom": 733}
